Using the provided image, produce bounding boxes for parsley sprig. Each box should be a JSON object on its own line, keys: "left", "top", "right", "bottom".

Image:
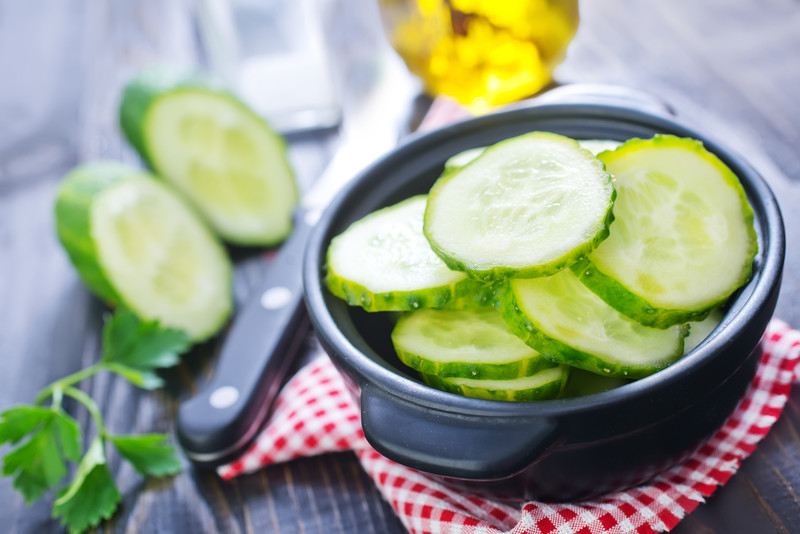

{"left": 0, "top": 308, "right": 190, "bottom": 533}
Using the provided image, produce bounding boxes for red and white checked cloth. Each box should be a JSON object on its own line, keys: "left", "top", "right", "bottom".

{"left": 219, "top": 319, "right": 800, "bottom": 534}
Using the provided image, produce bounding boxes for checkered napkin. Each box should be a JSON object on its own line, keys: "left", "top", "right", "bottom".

{"left": 219, "top": 319, "right": 800, "bottom": 534}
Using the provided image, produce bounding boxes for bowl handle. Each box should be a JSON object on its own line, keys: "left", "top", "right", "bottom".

{"left": 360, "top": 384, "right": 559, "bottom": 479}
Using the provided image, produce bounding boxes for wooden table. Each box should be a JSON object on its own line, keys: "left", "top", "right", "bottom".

{"left": 2, "top": 0, "right": 799, "bottom": 532}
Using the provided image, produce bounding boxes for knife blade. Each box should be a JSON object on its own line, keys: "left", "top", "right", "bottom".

{"left": 175, "top": 50, "right": 419, "bottom": 467}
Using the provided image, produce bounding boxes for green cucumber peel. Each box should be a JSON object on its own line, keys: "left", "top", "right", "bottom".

{"left": 325, "top": 271, "right": 495, "bottom": 312}
{"left": 420, "top": 366, "right": 568, "bottom": 402}
{"left": 55, "top": 162, "right": 132, "bottom": 305}
{"left": 397, "top": 347, "right": 556, "bottom": 380}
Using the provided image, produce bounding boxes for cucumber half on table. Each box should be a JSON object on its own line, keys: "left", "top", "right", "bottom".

{"left": 424, "top": 132, "right": 616, "bottom": 281}
{"left": 326, "top": 195, "right": 494, "bottom": 311}
{"left": 572, "top": 135, "right": 758, "bottom": 328}
{"left": 55, "top": 162, "right": 233, "bottom": 341}
{"left": 120, "top": 68, "right": 298, "bottom": 246}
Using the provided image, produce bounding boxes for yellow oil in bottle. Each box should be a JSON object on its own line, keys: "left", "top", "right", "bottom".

{"left": 379, "top": 0, "right": 579, "bottom": 112}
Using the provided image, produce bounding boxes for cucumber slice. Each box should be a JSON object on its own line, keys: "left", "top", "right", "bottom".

{"left": 579, "top": 139, "right": 622, "bottom": 155}
{"left": 424, "top": 132, "right": 615, "bottom": 281}
{"left": 443, "top": 147, "right": 486, "bottom": 173}
{"left": 391, "top": 308, "right": 556, "bottom": 380}
{"left": 560, "top": 368, "right": 630, "bottom": 398}
{"left": 326, "top": 196, "right": 494, "bottom": 311}
{"left": 442, "top": 139, "right": 622, "bottom": 175}
{"left": 421, "top": 366, "right": 568, "bottom": 401}
{"left": 120, "top": 68, "right": 298, "bottom": 246}
{"left": 55, "top": 162, "right": 233, "bottom": 341}
{"left": 573, "top": 135, "right": 758, "bottom": 328}
{"left": 497, "top": 269, "right": 688, "bottom": 378}
{"left": 684, "top": 308, "right": 725, "bottom": 355}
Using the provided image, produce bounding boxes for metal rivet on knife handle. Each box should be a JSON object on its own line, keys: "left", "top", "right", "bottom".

{"left": 261, "top": 286, "right": 293, "bottom": 310}
{"left": 209, "top": 386, "right": 240, "bottom": 409}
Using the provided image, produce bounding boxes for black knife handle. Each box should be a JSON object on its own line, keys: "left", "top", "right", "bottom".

{"left": 176, "top": 213, "right": 313, "bottom": 466}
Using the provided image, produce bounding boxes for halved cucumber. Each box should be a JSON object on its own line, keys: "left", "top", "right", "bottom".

{"left": 497, "top": 268, "right": 688, "bottom": 378}
{"left": 120, "top": 67, "right": 298, "bottom": 246}
{"left": 326, "top": 196, "right": 494, "bottom": 311}
{"left": 424, "top": 132, "right": 615, "bottom": 281}
{"left": 421, "top": 365, "right": 568, "bottom": 401}
{"left": 391, "top": 308, "right": 556, "bottom": 380}
{"left": 573, "top": 135, "right": 758, "bottom": 328}
{"left": 55, "top": 162, "right": 233, "bottom": 341}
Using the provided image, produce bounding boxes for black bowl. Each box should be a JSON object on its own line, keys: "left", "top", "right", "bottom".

{"left": 303, "top": 102, "right": 785, "bottom": 502}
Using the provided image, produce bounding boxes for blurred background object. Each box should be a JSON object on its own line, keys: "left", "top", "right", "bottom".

{"left": 377, "top": 0, "right": 578, "bottom": 112}
{"left": 196, "top": 0, "right": 341, "bottom": 133}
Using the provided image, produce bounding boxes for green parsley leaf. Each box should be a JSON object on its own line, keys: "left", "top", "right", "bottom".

{"left": 110, "top": 434, "right": 183, "bottom": 477}
{"left": 51, "top": 410, "right": 83, "bottom": 463}
{"left": 1, "top": 309, "right": 195, "bottom": 532}
{"left": 0, "top": 407, "right": 81, "bottom": 503}
{"left": 52, "top": 437, "right": 120, "bottom": 534}
{"left": 102, "top": 308, "right": 190, "bottom": 389}
{"left": 0, "top": 406, "right": 54, "bottom": 445}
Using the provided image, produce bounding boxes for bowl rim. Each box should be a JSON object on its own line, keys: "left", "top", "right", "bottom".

{"left": 303, "top": 102, "right": 786, "bottom": 419}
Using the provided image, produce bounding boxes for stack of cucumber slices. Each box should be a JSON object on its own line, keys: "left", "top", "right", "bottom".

{"left": 325, "top": 132, "right": 758, "bottom": 401}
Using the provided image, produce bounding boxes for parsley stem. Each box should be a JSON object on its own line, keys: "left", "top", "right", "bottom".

{"left": 51, "top": 387, "right": 64, "bottom": 410}
{"left": 63, "top": 386, "right": 107, "bottom": 436}
{"left": 34, "top": 363, "right": 105, "bottom": 406}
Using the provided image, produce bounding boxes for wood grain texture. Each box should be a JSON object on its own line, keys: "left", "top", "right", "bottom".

{"left": 1, "top": 0, "right": 799, "bottom": 533}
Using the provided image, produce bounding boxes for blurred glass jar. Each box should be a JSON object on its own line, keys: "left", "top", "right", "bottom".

{"left": 377, "top": 0, "right": 579, "bottom": 112}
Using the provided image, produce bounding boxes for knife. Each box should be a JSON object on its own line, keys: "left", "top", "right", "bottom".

{"left": 175, "top": 50, "right": 420, "bottom": 467}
